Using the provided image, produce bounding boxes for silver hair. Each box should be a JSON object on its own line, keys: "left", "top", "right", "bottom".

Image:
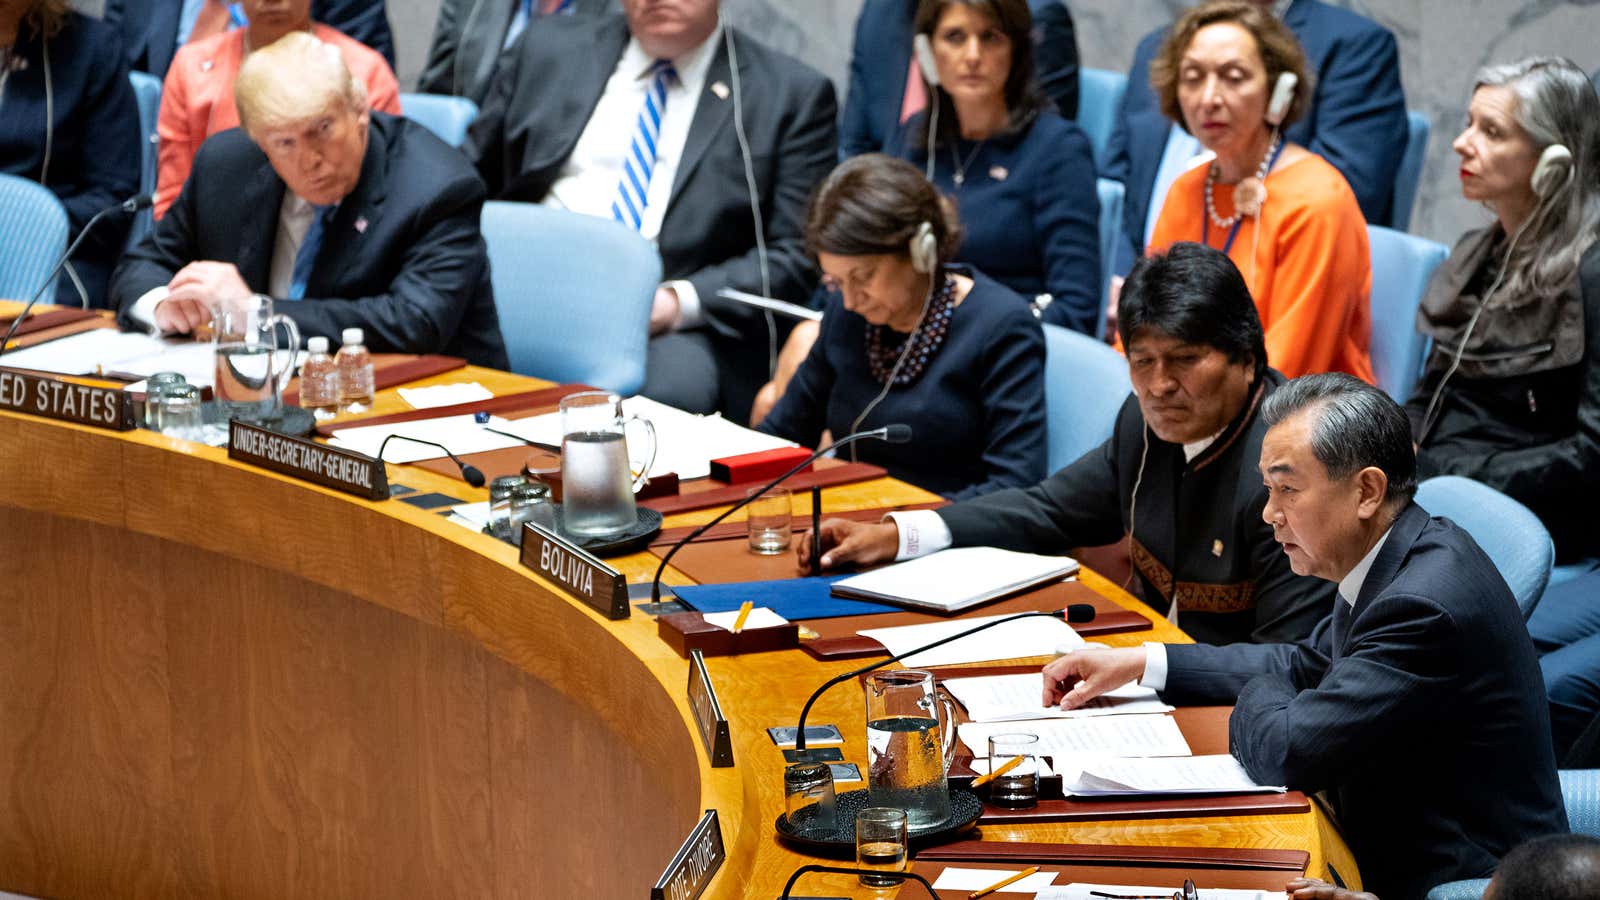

{"left": 1261, "top": 373, "right": 1418, "bottom": 507}
{"left": 1473, "top": 56, "right": 1600, "bottom": 301}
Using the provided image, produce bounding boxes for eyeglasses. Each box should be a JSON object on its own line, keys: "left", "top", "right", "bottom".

{"left": 1090, "top": 879, "right": 1199, "bottom": 900}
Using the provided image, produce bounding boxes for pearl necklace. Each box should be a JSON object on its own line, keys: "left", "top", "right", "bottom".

{"left": 1205, "top": 131, "right": 1281, "bottom": 228}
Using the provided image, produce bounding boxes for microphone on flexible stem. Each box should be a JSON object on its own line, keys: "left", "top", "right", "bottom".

{"left": 0, "top": 193, "right": 153, "bottom": 360}
{"left": 788, "top": 603, "right": 1096, "bottom": 761}
{"left": 643, "top": 423, "right": 913, "bottom": 611}
{"left": 780, "top": 864, "right": 936, "bottom": 898}
{"left": 375, "top": 434, "right": 487, "bottom": 487}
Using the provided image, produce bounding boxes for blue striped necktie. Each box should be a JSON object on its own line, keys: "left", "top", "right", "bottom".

{"left": 611, "top": 59, "right": 676, "bottom": 232}
{"left": 288, "top": 204, "right": 335, "bottom": 301}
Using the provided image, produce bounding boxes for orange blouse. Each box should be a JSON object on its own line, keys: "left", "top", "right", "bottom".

{"left": 1149, "top": 152, "right": 1374, "bottom": 382}
{"left": 153, "top": 25, "right": 402, "bottom": 219}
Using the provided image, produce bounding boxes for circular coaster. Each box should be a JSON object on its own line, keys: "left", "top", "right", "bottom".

{"left": 773, "top": 788, "right": 983, "bottom": 857}
{"left": 204, "top": 401, "right": 316, "bottom": 437}
{"left": 552, "top": 505, "right": 663, "bottom": 557}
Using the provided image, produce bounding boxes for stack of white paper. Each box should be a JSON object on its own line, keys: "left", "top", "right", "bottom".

{"left": 943, "top": 674, "right": 1174, "bottom": 722}
{"left": 1039, "top": 886, "right": 1284, "bottom": 900}
{"left": 2, "top": 329, "right": 190, "bottom": 377}
{"left": 932, "top": 867, "right": 1060, "bottom": 893}
{"left": 957, "top": 714, "right": 1192, "bottom": 763}
{"left": 327, "top": 414, "right": 529, "bottom": 462}
{"left": 1062, "top": 754, "right": 1284, "bottom": 796}
{"left": 857, "top": 612, "right": 1085, "bottom": 667}
{"left": 832, "top": 546, "right": 1079, "bottom": 613}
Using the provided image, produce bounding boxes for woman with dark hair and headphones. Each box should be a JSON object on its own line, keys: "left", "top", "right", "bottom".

{"left": 0, "top": 0, "right": 141, "bottom": 308}
{"left": 755, "top": 153, "right": 1046, "bottom": 501}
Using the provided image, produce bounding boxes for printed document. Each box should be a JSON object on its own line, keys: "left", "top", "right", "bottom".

{"left": 857, "top": 612, "right": 1085, "bottom": 667}
{"left": 957, "top": 714, "right": 1191, "bottom": 763}
{"left": 944, "top": 674, "right": 1174, "bottom": 722}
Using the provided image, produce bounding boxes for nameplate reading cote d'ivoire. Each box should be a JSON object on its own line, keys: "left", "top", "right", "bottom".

{"left": 650, "top": 809, "right": 725, "bottom": 900}
{"left": 519, "top": 521, "right": 629, "bottom": 620}
{"left": 0, "top": 367, "right": 136, "bottom": 431}
{"left": 228, "top": 420, "right": 389, "bottom": 501}
{"left": 688, "top": 649, "right": 734, "bottom": 768}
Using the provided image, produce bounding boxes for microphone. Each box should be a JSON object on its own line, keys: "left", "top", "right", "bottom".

{"left": 375, "top": 434, "right": 486, "bottom": 487}
{"left": 646, "top": 424, "right": 913, "bottom": 607}
{"left": 780, "top": 864, "right": 936, "bottom": 898}
{"left": 789, "top": 604, "right": 1095, "bottom": 758}
{"left": 0, "top": 193, "right": 154, "bottom": 360}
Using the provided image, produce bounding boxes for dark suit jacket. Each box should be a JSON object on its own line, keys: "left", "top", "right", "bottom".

{"left": 104, "top": 0, "right": 396, "bottom": 77}
{"left": 840, "top": 0, "right": 1079, "bottom": 158}
{"left": 111, "top": 113, "right": 508, "bottom": 369}
{"left": 1164, "top": 503, "right": 1568, "bottom": 899}
{"left": 1103, "top": 0, "right": 1406, "bottom": 272}
{"left": 418, "top": 0, "right": 610, "bottom": 105}
{"left": 466, "top": 14, "right": 838, "bottom": 348}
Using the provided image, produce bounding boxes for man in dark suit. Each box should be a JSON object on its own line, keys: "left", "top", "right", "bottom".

{"left": 1043, "top": 373, "right": 1568, "bottom": 900}
{"left": 103, "top": 0, "right": 395, "bottom": 78}
{"left": 839, "top": 0, "right": 1079, "bottom": 158}
{"left": 465, "top": 0, "right": 837, "bottom": 418}
{"left": 418, "top": 0, "right": 610, "bottom": 106}
{"left": 1104, "top": 0, "right": 1406, "bottom": 272}
{"left": 111, "top": 32, "right": 508, "bottom": 369}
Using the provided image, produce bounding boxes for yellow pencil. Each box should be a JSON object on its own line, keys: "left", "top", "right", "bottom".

{"left": 968, "top": 865, "right": 1041, "bottom": 899}
{"left": 731, "top": 600, "right": 754, "bottom": 634}
{"left": 969, "top": 754, "right": 1024, "bottom": 788}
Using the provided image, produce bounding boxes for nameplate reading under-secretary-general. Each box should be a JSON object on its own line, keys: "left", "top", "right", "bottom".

{"left": 0, "top": 367, "right": 136, "bottom": 431}
{"left": 650, "top": 809, "right": 725, "bottom": 900}
{"left": 519, "top": 521, "right": 629, "bottom": 619}
{"left": 228, "top": 420, "right": 389, "bottom": 500}
{"left": 688, "top": 650, "right": 734, "bottom": 768}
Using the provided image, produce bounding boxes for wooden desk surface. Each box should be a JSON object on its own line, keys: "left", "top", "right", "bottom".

{"left": 0, "top": 352, "right": 1359, "bottom": 898}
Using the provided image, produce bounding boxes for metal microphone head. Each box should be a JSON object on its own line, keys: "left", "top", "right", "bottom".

{"left": 881, "top": 424, "right": 913, "bottom": 444}
{"left": 460, "top": 464, "right": 486, "bottom": 488}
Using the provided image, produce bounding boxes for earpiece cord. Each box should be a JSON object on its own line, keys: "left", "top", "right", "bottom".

{"left": 1123, "top": 425, "right": 1150, "bottom": 593}
{"left": 723, "top": 25, "right": 777, "bottom": 377}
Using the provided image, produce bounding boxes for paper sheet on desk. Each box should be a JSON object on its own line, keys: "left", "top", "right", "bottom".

{"left": 328, "top": 415, "right": 527, "bottom": 462}
{"left": 856, "top": 612, "right": 1085, "bottom": 667}
{"left": 958, "top": 715, "right": 1191, "bottom": 762}
{"left": 490, "top": 395, "right": 796, "bottom": 480}
{"left": 701, "top": 607, "right": 788, "bottom": 632}
{"left": 932, "top": 867, "right": 1060, "bottom": 892}
{"left": 398, "top": 382, "right": 493, "bottom": 409}
{"left": 1040, "top": 886, "right": 1283, "bottom": 900}
{"left": 943, "top": 675, "right": 1173, "bottom": 722}
{"left": 1062, "top": 754, "right": 1283, "bottom": 796}
{"left": 0, "top": 328, "right": 185, "bottom": 377}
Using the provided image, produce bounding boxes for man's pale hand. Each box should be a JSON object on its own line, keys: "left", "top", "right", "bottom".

{"left": 649, "top": 285, "right": 681, "bottom": 335}
{"left": 152, "top": 296, "right": 212, "bottom": 335}
{"left": 1285, "top": 877, "right": 1379, "bottom": 900}
{"left": 1041, "top": 647, "right": 1146, "bottom": 708}
{"left": 797, "top": 518, "right": 899, "bottom": 571}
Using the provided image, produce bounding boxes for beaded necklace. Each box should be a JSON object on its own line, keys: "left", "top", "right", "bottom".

{"left": 864, "top": 272, "right": 957, "bottom": 386}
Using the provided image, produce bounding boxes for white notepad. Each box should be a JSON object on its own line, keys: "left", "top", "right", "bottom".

{"left": 1062, "top": 754, "right": 1285, "bottom": 796}
{"left": 943, "top": 674, "right": 1174, "bottom": 723}
{"left": 831, "top": 546, "right": 1079, "bottom": 613}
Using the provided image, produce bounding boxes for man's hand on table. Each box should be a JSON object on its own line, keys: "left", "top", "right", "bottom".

{"left": 1285, "top": 877, "right": 1379, "bottom": 900}
{"left": 797, "top": 517, "right": 899, "bottom": 571}
{"left": 156, "top": 262, "right": 251, "bottom": 334}
{"left": 1041, "top": 647, "right": 1146, "bottom": 709}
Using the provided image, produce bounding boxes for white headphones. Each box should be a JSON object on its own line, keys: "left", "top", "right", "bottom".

{"left": 1264, "top": 72, "right": 1297, "bottom": 127}
{"left": 1532, "top": 143, "right": 1574, "bottom": 198}
{"left": 908, "top": 221, "right": 937, "bottom": 274}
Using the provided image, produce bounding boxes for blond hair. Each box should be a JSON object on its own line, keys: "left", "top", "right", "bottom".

{"left": 233, "top": 31, "right": 368, "bottom": 136}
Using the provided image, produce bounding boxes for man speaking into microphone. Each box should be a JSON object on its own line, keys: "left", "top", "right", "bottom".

{"left": 804, "top": 243, "right": 1334, "bottom": 647}
{"left": 110, "top": 32, "right": 508, "bottom": 368}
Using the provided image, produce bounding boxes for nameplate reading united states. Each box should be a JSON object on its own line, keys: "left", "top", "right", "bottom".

{"left": 650, "top": 809, "right": 725, "bottom": 900}
{"left": 228, "top": 420, "right": 389, "bottom": 500}
{"left": 0, "top": 367, "right": 136, "bottom": 431}
{"left": 688, "top": 650, "right": 734, "bottom": 768}
{"left": 519, "top": 521, "right": 629, "bottom": 620}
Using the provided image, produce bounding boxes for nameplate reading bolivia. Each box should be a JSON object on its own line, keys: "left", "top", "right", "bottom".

{"left": 228, "top": 420, "right": 389, "bottom": 500}
{"left": 0, "top": 367, "right": 136, "bottom": 431}
{"left": 650, "top": 810, "right": 724, "bottom": 900}
{"left": 519, "top": 521, "right": 629, "bottom": 620}
{"left": 688, "top": 649, "right": 734, "bottom": 768}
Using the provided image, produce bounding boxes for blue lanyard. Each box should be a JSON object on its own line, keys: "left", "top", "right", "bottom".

{"left": 1201, "top": 139, "right": 1286, "bottom": 255}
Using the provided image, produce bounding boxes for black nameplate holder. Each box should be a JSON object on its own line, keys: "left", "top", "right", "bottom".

{"left": 519, "top": 521, "right": 629, "bottom": 620}
{"left": 688, "top": 649, "right": 734, "bottom": 768}
{"left": 228, "top": 419, "right": 389, "bottom": 500}
{"left": 0, "top": 366, "right": 136, "bottom": 431}
{"left": 651, "top": 809, "right": 725, "bottom": 900}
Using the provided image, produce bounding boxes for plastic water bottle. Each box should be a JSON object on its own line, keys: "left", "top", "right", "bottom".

{"left": 299, "top": 336, "right": 339, "bottom": 420}
{"left": 335, "top": 327, "right": 374, "bottom": 415}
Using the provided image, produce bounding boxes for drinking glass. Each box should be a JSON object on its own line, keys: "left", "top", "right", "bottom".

{"left": 854, "top": 807, "right": 908, "bottom": 888}
{"left": 158, "top": 384, "right": 203, "bottom": 441}
{"left": 142, "top": 371, "right": 187, "bottom": 430}
{"left": 985, "top": 732, "right": 1041, "bottom": 809}
{"left": 746, "top": 486, "right": 792, "bottom": 555}
{"left": 783, "top": 762, "right": 836, "bottom": 834}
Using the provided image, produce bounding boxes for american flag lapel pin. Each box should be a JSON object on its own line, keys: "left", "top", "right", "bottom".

{"left": 354, "top": 216, "right": 368, "bottom": 234}
{"left": 710, "top": 81, "right": 730, "bottom": 100}
{"left": 1212, "top": 539, "right": 1224, "bottom": 557}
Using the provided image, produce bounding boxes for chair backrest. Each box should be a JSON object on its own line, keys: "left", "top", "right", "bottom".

{"left": 1042, "top": 323, "right": 1131, "bottom": 472}
{"left": 127, "top": 71, "right": 162, "bottom": 250}
{"left": 1563, "top": 769, "right": 1600, "bottom": 836}
{"left": 1094, "top": 178, "right": 1125, "bottom": 340}
{"left": 1077, "top": 68, "right": 1127, "bottom": 171}
{"left": 0, "top": 173, "right": 69, "bottom": 303}
{"left": 1367, "top": 224, "right": 1447, "bottom": 403}
{"left": 399, "top": 93, "right": 479, "bottom": 147}
{"left": 481, "top": 202, "right": 659, "bottom": 395}
{"left": 1390, "top": 110, "right": 1430, "bottom": 232}
{"left": 1415, "top": 475, "right": 1555, "bottom": 618}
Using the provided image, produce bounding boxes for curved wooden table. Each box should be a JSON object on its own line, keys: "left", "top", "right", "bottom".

{"left": 0, "top": 365, "right": 1360, "bottom": 899}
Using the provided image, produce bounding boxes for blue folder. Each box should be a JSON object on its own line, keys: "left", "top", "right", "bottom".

{"left": 671, "top": 575, "right": 902, "bottom": 620}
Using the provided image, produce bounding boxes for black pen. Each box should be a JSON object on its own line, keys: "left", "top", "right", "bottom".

{"left": 810, "top": 484, "right": 822, "bottom": 575}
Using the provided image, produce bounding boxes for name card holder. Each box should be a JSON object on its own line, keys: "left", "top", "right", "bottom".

{"left": 688, "top": 650, "right": 734, "bottom": 768}
{"left": 228, "top": 420, "right": 389, "bottom": 500}
{"left": 651, "top": 809, "right": 725, "bottom": 900}
{"left": 0, "top": 366, "right": 136, "bottom": 431}
{"left": 519, "top": 521, "right": 629, "bottom": 620}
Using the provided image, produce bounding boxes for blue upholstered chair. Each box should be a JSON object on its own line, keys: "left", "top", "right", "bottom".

{"left": 1425, "top": 769, "right": 1600, "bottom": 899}
{"left": 1390, "top": 110, "right": 1431, "bottom": 232}
{"left": 126, "top": 71, "right": 162, "bottom": 250}
{"left": 1042, "top": 323, "right": 1131, "bottom": 472}
{"left": 1368, "top": 225, "right": 1448, "bottom": 403}
{"left": 399, "top": 93, "right": 479, "bottom": 147}
{"left": 1415, "top": 475, "right": 1554, "bottom": 619}
{"left": 0, "top": 173, "right": 69, "bottom": 304}
{"left": 481, "top": 202, "right": 658, "bottom": 395}
{"left": 1077, "top": 68, "right": 1127, "bottom": 171}
{"left": 1095, "top": 177, "right": 1125, "bottom": 340}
